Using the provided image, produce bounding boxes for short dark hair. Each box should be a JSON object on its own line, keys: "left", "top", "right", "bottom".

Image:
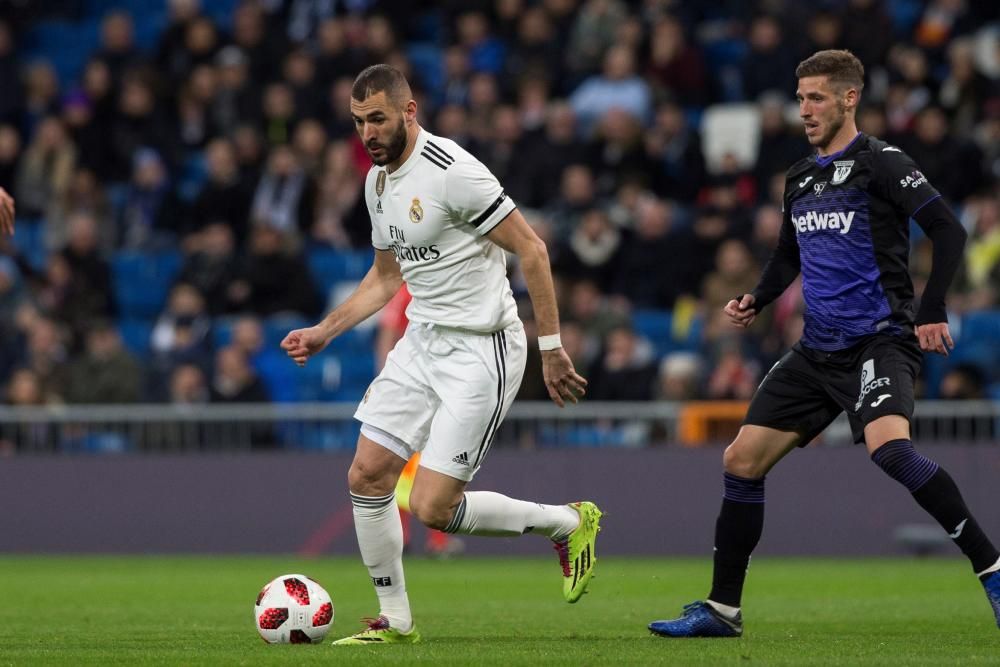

{"left": 795, "top": 49, "right": 865, "bottom": 93}
{"left": 351, "top": 64, "right": 411, "bottom": 105}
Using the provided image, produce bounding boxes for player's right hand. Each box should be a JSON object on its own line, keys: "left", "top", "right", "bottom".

{"left": 724, "top": 294, "right": 757, "bottom": 328}
{"left": 280, "top": 326, "right": 331, "bottom": 366}
{"left": 0, "top": 187, "right": 14, "bottom": 235}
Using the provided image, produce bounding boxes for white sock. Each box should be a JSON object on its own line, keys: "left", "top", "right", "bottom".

{"left": 706, "top": 600, "right": 741, "bottom": 619}
{"left": 977, "top": 556, "right": 1000, "bottom": 578}
{"left": 443, "top": 491, "right": 579, "bottom": 540}
{"left": 350, "top": 492, "right": 412, "bottom": 632}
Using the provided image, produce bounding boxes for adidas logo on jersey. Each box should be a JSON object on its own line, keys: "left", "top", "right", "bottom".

{"left": 452, "top": 452, "right": 470, "bottom": 467}
{"left": 792, "top": 210, "right": 855, "bottom": 235}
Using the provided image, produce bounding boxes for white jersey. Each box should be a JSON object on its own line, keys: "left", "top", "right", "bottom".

{"left": 364, "top": 128, "right": 518, "bottom": 333}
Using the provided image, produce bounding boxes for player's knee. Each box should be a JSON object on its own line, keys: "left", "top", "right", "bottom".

{"left": 347, "top": 459, "right": 394, "bottom": 497}
{"left": 409, "top": 496, "right": 453, "bottom": 531}
{"left": 723, "top": 442, "right": 766, "bottom": 479}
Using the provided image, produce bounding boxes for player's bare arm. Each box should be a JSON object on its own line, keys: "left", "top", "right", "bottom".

{"left": 486, "top": 209, "right": 587, "bottom": 407}
{"left": 0, "top": 187, "right": 14, "bottom": 235}
{"left": 281, "top": 249, "right": 402, "bottom": 366}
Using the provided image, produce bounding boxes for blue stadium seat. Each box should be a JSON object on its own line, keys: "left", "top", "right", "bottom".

{"left": 117, "top": 317, "right": 153, "bottom": 356}
{"left": 112, "top": 250, "right": 182, "bottom": 319}
{"left": 11, "top": 218, "right": 47, "bottom": 271}
{"left": 632, "top": 309, "right": 673, "bottom": 356}
{"left": 307, "top": 247, "right": 373, "bottom": 294}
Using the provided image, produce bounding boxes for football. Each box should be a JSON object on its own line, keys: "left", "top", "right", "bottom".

{"left": 254, "top": 574, "right": 334, "bottom": 644}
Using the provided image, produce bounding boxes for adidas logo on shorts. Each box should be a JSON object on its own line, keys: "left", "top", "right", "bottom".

{"left": 452, "top": 452, "right": 470, "bottom": 466}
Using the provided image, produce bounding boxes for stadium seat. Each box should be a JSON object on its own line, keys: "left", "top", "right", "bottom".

{"left": 11, "top": 218, "right": 47, "bottom": 270}
{"left": 306, "top": 247, "right": 374, "bottom": 295}
{"left": 112, "top": 250, "right": 182, "bottom": 319}
{"left": 117, "top": 317, "right": 153, "bottom": 356}
{"left": 701, "top": 103, "right": 761, "bottom": 174}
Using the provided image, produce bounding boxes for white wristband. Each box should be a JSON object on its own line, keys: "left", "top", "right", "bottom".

{"left": 538, "top": 333, "right": 562, "bottom": 351}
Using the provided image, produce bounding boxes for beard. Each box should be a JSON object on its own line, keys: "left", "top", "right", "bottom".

{"left": 367, "top": 118, "right": 408, "bottom": 166}
{"left": 815, "top": 103, "right": 847, "bottom": 148}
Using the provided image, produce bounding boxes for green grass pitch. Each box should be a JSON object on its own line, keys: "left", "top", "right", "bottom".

{"left": 1, "top": 555, "right": 997, "bottom": 665}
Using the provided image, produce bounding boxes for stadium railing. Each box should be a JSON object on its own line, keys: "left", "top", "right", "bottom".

{"left": 0, "top": 401, "right": 997, "bottom": 454}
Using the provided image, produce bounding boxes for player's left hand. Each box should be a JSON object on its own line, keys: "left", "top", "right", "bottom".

{"left": 542, "top": 348, "right": 587, "bottom": 408}
{"left": 915, "top": 322, "right": 954, "bottom": 356}
{"left": 0, "top": 187, "right": 14, "bottom": 236}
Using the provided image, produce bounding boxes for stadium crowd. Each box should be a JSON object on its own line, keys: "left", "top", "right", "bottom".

{"left": 0, "top": 0, "right": 997, "bottom": 410}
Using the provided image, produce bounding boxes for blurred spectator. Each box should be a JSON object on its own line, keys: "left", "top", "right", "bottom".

{"left": 657, "top": 351, "right": 704, "bottom": 401}
{"left": 505, "top": 6, "right": 565, "bottom": 89}
{"left": 292, "top": 118, "right": 328, "bottom": 176}
{"left": 939, "top": 37, "right": 993, "bottom": 137}
{"left": 569, "top": 45, "right": 651, "bottom": 136}
{"left": 313, "top": 139, "right": 368, "bottom": 248}
{"left": 231, "top": 124, "right": 266, "bottom": 185}
{"left": 315, "top": 19, "right": 365, "bottom": 91}
{"left": 643, "top": 102, "right": 705, "bottom": 203}
{"left": 210, "top": 345, "right": 269, "bottom": 403}
{"left": 22, "top": 315, "right": 70, "bottom": 403}
{"left": 740, "top": 15, "right": 797, "bottom": 101}
{"left": 586, "top": 108, "right": 654, "bottom": 196}
{"left": 566, "top": 279, "right": 629, "bottom": 343}
{"left": 168, "top": 362, "right": 209, "bottom": 404}
{"left": 5, "top": 367, "right": 47, "bottom": 406}
{"left": 229, "top": 314, "right": 266, "bottom": 362}
{"left": 902, "top": 106, "right": 985, "bottom": 202}
{"left": 956, "top": 193, "right": 1000, "bottom": 310}
{"left": 545, "top": 163, "right": 598, "bottom": 241}
{"left": 0, "top": 124, "right": 21, "bottom": 191}
{"left": 150, "top": 282, "right": 213, "bottom": 388}
{"left": 22, "top": 61, "right": 61, "bottom": 136}
{"left": 645, "top": 15, "right": 709, "bottom": 107}
{"left": 476, "top": 105, "right": 532, "bottom": 204}
{"left": 0, "top": 20, "right": 23, "bottom": 126}
{"left": 94, "top": 11, "right": 142, "bottom": 88}
{"left": 939, "top": 363, "right": 987, "bottom": 400}
{"left": 189, "top": 138, "right": 252, "bottom": 243}
{"left": 284, "top": 49, "right": 323, "bottom": 120}
{"left": 612, "top": 196, "right": 682, "bottom": 308}
{"left": 14, "top": 116, "right": 76, "bottom": 219}
{"left": 110, "top": 73, "right": 172, "bottom": 181}
{"left": 705, "top": 341, "right": 759, "bottom": 400}
{"left": 260, "top": 82, "right": 297, "bottom": 147}
{"left": 557, "top": 207, "right": 622, "bottom": 287}
{"left": 174, "top": 70, "right": 217, "bottom": 152}
{"left": 119, "top": 148, "right": 180, "bottom": 250}
{"left": 229, "top": 225, "right": 323, "bottom": 318}
{"left": 64, "top": 85, "right": 112, "bottom": 182}
{"left": 65, "top": 319, "right": 143, "bottom": 403}
{"left": 454, "top": 11, "right": 504, "bottom": 77}
{"left": 156, "top": 0, "right": 205, "bottom": 85}
{"left": 840, "top": 0, "right": 894, "bottom": 73}
{"left": 586, "top": 325, "right": 657, "bottom": 401}
{"left": 231, "top": 2, "right": 286, "bottom": 84}
{"left": 701, "top": 239, "right": 759, "bottom": 325}
{"left": 37, "top": 212, "right": 115, "bottom": 343}
{"left": 521, "top": 102, "right": 586, "bottom": 208}
{"left": 176, "top": 223, "right": 241, "bottom": 315}
{"left": 249, "top": 144, "right": 316, "bottom": 236}
{"left": 211, "top": 46, "right": 260, "bottom": 132}
{"left": 565, "top": 0, "right": 628, "bottom": 80}
{"left": 48, "top": 167, "right": 115, "bottom": 253}
{"left": 753, "top": 95, "right": 808, "bottom": 193}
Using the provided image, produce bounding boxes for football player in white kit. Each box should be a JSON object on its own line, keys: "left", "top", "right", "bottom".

{"left": 281, "top": 65, "right": 603, "bottom": 645}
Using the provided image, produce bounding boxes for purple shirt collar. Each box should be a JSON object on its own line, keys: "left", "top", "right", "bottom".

{"left": 815, "top": 132, "right": 863, "bottom": 168}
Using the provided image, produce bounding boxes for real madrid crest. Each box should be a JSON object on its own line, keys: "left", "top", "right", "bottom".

{"left": 832, "top": 160, "right": 854, "bottom": 185}
{"left": 375, "top": 171, "right": 386, "bottom": 197}
{"left": 409, "top": 197, "right": 423, "bottom": 223}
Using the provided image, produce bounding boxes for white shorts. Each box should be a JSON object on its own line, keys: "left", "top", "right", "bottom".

{"left": 355, "top": 321, "right": 526, "bottom": 481}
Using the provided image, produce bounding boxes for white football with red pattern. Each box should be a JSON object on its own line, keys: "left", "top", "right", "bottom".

{"left": 254, "top": 574, "right": 334, "bottom": 644}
